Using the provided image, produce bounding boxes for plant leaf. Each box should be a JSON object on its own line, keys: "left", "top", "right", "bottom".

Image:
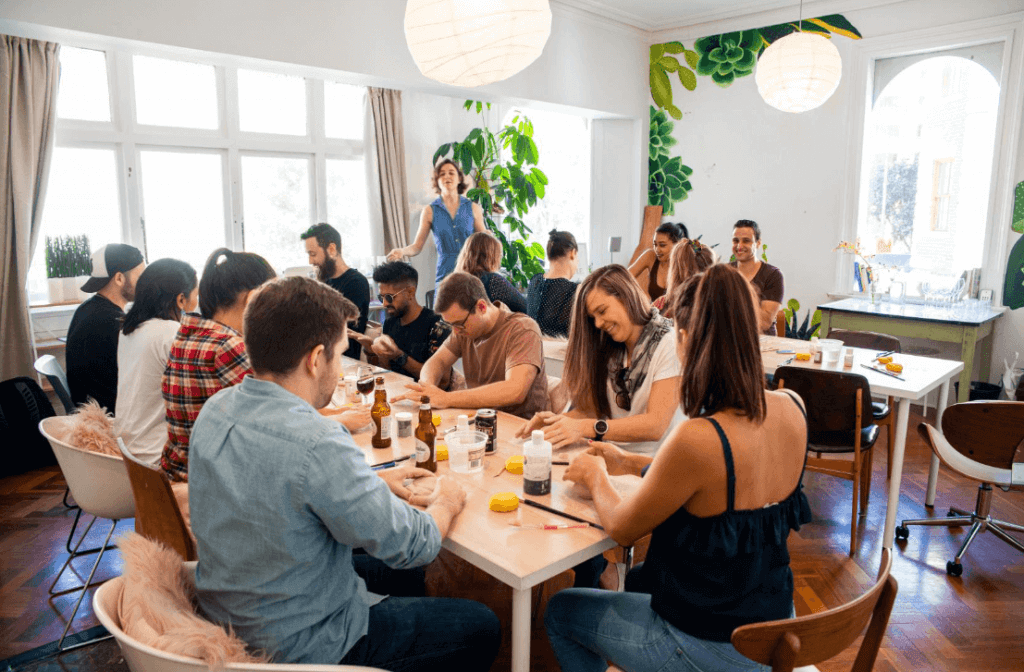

{"left": 650, "top": 43, "right": 666, "bottom": 63}
{"left": 808, "top": 14, "right": 863, "bottom": 39}
{"left": 678, "top": 66, "right": 696, "bottom": 91}
{"left": 662, "top": 41, "right": 685, "bottom": 54}
{"left": 684, "top": 49, "right": 699, "bottom": 69}
{"left": 659, "top": 55, "right": 681, "bottom": 73}
{"left": 432, "top": 143, "right": 451, "bottom": 165}
{"left": 650, "top": 65, "right": 674, "bottom": 112}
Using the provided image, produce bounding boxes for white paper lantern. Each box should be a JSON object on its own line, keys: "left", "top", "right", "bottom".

{"left": 755, "top": 31, "right": 843, "bottom": 113}
{"left": 405, "top": 0, "right": 552, "bottom": 88}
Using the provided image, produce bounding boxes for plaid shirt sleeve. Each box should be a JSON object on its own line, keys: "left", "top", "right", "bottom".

{"left": 215, "top": 338, "right": 252, "bottom": 388}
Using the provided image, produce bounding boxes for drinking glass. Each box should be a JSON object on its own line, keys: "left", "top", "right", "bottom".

{"left": 357, "top": 365, "right": 374, "bottom": 405}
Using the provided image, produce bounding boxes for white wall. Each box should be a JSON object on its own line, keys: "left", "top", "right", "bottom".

{"left": 654, "top": 0, "right": 1024, "bottom": 387}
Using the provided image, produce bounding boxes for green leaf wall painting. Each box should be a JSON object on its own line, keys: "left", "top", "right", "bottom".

{"left": 1004, "top": 181, "right": 1024, "bottom": 310}
{"left": 647, "top": 15, "right": 862, "bottom": 217}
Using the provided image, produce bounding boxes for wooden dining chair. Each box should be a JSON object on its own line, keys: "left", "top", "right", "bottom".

{"left": 118, "top": 438, "right": 197, "bottom": 561}
{"left": 776, "top": 310, "right": 787, "bottom": 338}
{"left": 826, "top": 329, "right": 901, "bottom": 479}
{"left": 775, "top": 367, "right": 879, "bottom": 555}
{"left": 732, "top": 549, "right": 898, "bottom": 672}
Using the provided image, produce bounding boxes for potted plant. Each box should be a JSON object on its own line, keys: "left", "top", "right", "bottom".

{"left": 45, "top": 235, "right": 92, "bottom": 304}
{"left": 433, "top": 101, "right": 548, "bottom": 289}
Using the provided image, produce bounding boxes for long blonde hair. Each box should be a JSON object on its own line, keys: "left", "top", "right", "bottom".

{"left": 564, "top": 265, "right": 652, "bottom": 418}
{"left": 455, "top": 231, "right": 502, "bottom": 277}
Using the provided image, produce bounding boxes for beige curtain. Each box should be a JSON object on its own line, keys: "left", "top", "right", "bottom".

{"left": 367, "top": 87, "right": 410, "bottom": 253}
{"left": 0, "top": 36, "right": 60, "bottom": 381}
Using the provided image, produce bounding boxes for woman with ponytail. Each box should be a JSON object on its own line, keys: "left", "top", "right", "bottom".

{"left": 526, "top": 230, "right": 579, "bottom": 337}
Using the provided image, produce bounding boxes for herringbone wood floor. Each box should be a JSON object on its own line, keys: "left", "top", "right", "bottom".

{"left": 2, "top": 408, "right": 1023, "bottom": 671}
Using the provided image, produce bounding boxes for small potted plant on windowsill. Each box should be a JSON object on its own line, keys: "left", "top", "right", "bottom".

{"left": 45, "top": 235, "right": 92, "bottom": 304}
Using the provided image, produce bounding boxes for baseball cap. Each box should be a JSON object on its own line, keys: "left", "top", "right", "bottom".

{"left": 80, "top": 244, "right": 146, "bottom": 293}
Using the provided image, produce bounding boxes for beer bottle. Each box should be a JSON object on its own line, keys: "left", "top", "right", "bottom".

{"left": 371, "top": 376, "right": 392, "bottom": 448}
{"left": 415, "top": 395, "right": 436, "bottom": 473}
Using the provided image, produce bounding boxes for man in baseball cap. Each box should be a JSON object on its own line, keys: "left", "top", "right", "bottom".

{"left": 66, "top": 244, "right": 146, "bottom": 413}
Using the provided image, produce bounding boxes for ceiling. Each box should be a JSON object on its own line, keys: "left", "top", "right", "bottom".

{"left": 553, "top": 0, "right": 810, "bottom": 31}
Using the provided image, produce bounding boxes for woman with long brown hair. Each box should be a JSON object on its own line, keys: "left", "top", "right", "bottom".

{"left": 652, "top": 237, "right": 715, "bottom": 316}
{"left": 454, "top": 231, "right": 527, "bottom": 313}
{"left": 546, "top": 264, "right": 811, "bottom": 672}
{"left": 517, "top": 264, "right": 682, "bottom": 456}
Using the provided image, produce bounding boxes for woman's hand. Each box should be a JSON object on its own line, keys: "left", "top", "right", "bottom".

{"left": 586, "top": 441, "right": 637, "bottom": 476}
{"left": 542, "top": 415, "right": 588, "bottom": 449}
{"left": 515, "top": 411, "right": 556, "bottom": 438}
{"left": 563, "top": 451, "right": 607, "bottom": 493}
{"left": 386, "top": 248, "right": 406, "bottom": 262}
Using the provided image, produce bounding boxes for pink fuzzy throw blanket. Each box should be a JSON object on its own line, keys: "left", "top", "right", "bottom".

{"left": 69, "top": 400, "right": 119, "bottom": 456}
{"left": 117, "top": 532, "right": 265, "bottom": 667}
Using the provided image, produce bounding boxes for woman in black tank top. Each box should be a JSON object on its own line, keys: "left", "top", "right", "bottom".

{"left": 546, "top": 264, "right": 811, "bottom": 672}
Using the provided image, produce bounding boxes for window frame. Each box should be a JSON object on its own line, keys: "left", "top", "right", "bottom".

{"left": 38, "top": 40, "right": 372, "bottom": 305}
{"left": 837, "top": 14, "right": 1024, "bottom": 302}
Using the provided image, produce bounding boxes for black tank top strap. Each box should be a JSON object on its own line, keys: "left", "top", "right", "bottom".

{"left": 705, "top": 417, "right": 737, "bottom": 512}
{"left": 776, "top": 389, "right": 810, "bottom": 484}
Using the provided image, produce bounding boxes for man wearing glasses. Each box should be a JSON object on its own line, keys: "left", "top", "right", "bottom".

{"left": 395, "top": 272, "right": 548, "bottom": 419}
{"left": 353, "top": 261, "right": 451, "bottom": 383}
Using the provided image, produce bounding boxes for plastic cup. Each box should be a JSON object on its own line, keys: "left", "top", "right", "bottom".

{"left": 343, "top": 375, "right": 358, "bottom": 403}
{"left": 446, "top": 430, "right": 486, "bottom": 474}
{"left": 818, "top": 339, "right": 844, "bottom": 366}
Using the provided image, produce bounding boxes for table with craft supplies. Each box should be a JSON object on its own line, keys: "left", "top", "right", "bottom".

{"left": 331, "top": 358, "right": 620, "bottom": 672}
{"left": 760, "top": 336, "right": 964, "bottom": 548}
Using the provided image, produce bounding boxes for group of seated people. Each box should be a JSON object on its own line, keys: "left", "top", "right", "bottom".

{"left": 61, "top": 205, "right": 801, "bottom": 671}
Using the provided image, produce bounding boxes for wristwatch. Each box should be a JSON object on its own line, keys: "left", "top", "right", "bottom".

{"left": 392, "top": 352, "right": 409, "bottom": 370}
{"left": 593, "top": 419, "right": 608, "bottom": 442}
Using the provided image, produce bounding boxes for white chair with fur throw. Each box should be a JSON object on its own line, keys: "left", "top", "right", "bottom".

{"left": 93, "top": 533, "right": 385, "bottom": 671}
{"left": 39, "top": 413, "right": 136, "bottom": 651}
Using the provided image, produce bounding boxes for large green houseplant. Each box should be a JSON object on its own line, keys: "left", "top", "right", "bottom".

{"left": 433, "top": 101, "right": 548, "bottom": 289}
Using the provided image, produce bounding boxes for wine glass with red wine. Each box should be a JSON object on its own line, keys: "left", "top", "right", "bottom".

{"left": 356, "top": 366, "right": 374, "bottom": 405}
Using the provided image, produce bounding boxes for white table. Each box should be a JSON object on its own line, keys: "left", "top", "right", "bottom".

{"left": 761, "top": 338, "right": 964, "bottom": 548}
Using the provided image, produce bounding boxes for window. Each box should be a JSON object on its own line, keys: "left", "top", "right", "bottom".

{"left": 856, "top": 50, "right": 1000, "bottom": 294}
{"left": 32, "top": 46, "right": 372, "bottom": 304}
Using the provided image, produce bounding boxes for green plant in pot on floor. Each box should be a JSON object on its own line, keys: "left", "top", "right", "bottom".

{"left": 782, "top": 298, "right": 821, "bottom": 340}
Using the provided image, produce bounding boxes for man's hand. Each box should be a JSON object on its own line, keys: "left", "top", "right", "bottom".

{"left": 515, "top": 412, "right": 585, "bottom": 449}
{"left": 412, "top": 475, "right": 466, "bottom": 514}
{"left": 393, "top": 381, "right": 450, "bottom": 408}
{"left": 586, "top": 441, "right": 634, "bottom": 476}
{"left": 378, "top": 465, "right": 436, "bottom": 500}
{"left": 371, "top": 335, "right": 402, "bottom": 360}
{"left": 338, "top": 406, "right": 371, "bottom": 432}
{"left": 515, "top": 411, "right": 557, "bottom": 438}
{"left": 563, "top": 451, "right": 607, "bottom": 494}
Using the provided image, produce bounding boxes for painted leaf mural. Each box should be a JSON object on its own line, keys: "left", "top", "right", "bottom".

{"left": 1003, "top": 234, "right": 1024, "bottom": 310}
{"left": 1013, "top": 180, "right": 1024, "bottom": 234}
{"left": 650, "top": 41, "right": 699, "bottom": 120}
{"left": 648, "top": 106, "right": 692, "bottom": 215}
{"left": 694, "top": 30, "right": 762, "bottom": 87}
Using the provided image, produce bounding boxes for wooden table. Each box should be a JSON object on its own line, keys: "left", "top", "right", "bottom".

{"left": 760, "top": 337, "right": 964, "bottom": 547}
{"left": 335, "top": 360, "right": 615, "bottom": 672}
{"left": 817, "top": 298, "right": 1002, "bottom": 403}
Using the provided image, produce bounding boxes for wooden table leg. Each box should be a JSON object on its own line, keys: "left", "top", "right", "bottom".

{"left": 511, "top": 586, "right": 531, "bottom": 672}
{"left": 925, "top": 378, "right": 952, "bottom": 507}
{"left": 883, "top": 397, "right": 913, "bottom": 549}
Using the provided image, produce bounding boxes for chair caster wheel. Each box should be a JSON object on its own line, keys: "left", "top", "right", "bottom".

{"left": 895, "top": 525, "right": 909, "bottom": 541}
{"left": 947, "top": 509, "right": 959, "bottom": 517}
{"left": 946, "top": 561, "right": 963, "bottom": 577}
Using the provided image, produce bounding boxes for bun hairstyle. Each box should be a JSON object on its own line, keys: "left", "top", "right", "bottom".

{"left": 432, "top": 158, "right": 468, "bottom": 195}
{"left": 122, "top": 259, "right": 198, "bottom": 336}
{"left": 198, "top": 248, "right": 277, "bottom": 320}
{"left": 656, "top": 221, "right": 688, "bottom": 243}
{"left": 546, "top": 230, "right": 578, "bottom": 261}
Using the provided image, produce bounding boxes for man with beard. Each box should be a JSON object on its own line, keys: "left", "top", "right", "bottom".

{"left": 353, "top": 261, "right": 451, "bottom": 382}
{"left": 300, "top": 223, "right": 369, "bottom": 360}
{"left": 66, "top": 243, "right": 146, "bottom": 413}
{"left": 189, "top": 277, "right": 500, "bottom": 668}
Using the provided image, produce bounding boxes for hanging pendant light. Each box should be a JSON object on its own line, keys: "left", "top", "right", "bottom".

{"left": 404, "top": 0, "right": 553, "bottom": 88}
{"left": 755, "top": 1, "right": 842, "bottom": 113}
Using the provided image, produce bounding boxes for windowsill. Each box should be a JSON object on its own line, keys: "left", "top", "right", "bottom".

{"left": 31, "top": 302, "right": 81, "bottom": 316}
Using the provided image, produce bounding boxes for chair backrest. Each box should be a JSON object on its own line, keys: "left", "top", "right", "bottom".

{"left": 38, "top": 416, "right": 135, "bottom": 520}
{"left": 774, "top": 367, "right": 874, "bottom": 447}
{"left": 732, "top": 549, "right": 898, "bottom": 672}
{"left": 425, "top": 288, "right": 435, "bottom": 310}
{"left": 776, "top": 311, "right": 786, "bottom": 338}
{"left": 825, "top": 329, "right": 901, "bottom": 354}
{"left": 118, "top": 439, "right": 197, "bottom": 561}
{"left": 34, "top": 354, "right": 74, "bottom": 413}
{"left": 94, "top": 576, "right": 386, "bottom": 672}
{"left": 939, "top": 401, "right": 1024, "bottom": 470}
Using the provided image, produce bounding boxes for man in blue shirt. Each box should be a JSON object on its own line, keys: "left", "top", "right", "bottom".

{"left": 189, "top": 276, "right": 500, "bottom": 669}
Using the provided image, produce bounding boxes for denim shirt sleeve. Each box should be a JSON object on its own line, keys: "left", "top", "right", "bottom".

{"left": 304, "top": 427, "right": 443, "bottom": 568}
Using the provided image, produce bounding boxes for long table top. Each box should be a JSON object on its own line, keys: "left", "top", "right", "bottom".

{"left": 818, "top": 297, "right": 1003, "bottom": 326}
{"left": 333, "top": 360, "right": 618, "bottom": 591}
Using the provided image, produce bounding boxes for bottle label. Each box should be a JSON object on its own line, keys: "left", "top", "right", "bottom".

{"left": 379, "top": 417, "right": 391, "bottom": 440}
{"left": 524, "top": 456, "right": 551, "bottom": 482}
{"left": 415, "top": 439, "right": 430, "bottom": 462}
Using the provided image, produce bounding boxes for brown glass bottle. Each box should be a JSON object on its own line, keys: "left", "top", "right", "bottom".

{"left": 371, "top": 376, "right": 392, "bottom": 448}
{"left": 414, "top": 395, "right": 436, "bottom": 473}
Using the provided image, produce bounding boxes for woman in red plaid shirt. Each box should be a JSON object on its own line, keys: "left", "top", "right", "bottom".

{"left": 161, "top": 248, "right": 276, "bottom": 481}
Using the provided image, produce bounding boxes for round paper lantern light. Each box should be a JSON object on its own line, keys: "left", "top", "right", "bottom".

{"left": 405, "top": 0, "right": 552, "bottom": 88}
{"left": 755, "top": 31, "right": 843, "bottom": 113}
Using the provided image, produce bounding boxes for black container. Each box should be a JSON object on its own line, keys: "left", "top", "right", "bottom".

{"left": 953, "top": 381, "right": 1003, "bottom": 401}
{"left": 475, "top": 409, "right": 497, "bottom": 453}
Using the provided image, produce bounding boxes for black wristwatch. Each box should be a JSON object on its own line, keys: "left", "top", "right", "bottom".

{"left": 393, "top": 352, "right": 409, "bottom": 369}
{"left": 593, "top": 419, "right": 608, "bottom": 442}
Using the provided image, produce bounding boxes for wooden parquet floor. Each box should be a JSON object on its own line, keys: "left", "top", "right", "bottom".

{"left": 2, "top": 408, "right": 1023, "bottom": 671}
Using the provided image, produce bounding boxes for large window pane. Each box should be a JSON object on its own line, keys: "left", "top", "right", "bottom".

{"left": 325, "top": 82, "right": 364, "bottom": 140}
{"left": 29, "top": 147, "right": 122, "bottom": 304}
{"left": 857, "top": 54, "right": 1000, "bottom": 295}
{"left": 241, "top": 155, "right": 311, "bottom": 273}
{"left": 133, "top": 55, "right": 218, "bottom": 129}
{"left": 326, "top": 159, "right": 372, "bottom": 272}
{"left": 238, "top": 69, "right": 306, "bottom": 135}
{"left": 57, "top": 47, "right": 110, "bottom": 122}
{"left": 140, "top": 150, "right": 226, "bottom": 273}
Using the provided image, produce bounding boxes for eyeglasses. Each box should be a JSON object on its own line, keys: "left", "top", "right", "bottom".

{"left": 444, "top": 311, "right": 472, "bottom": 332}
{"left": 613, "top": 367, "right": 631, "bottom": 411}
{"left": 377, "top": 287, "right": 412, "bottom": 304}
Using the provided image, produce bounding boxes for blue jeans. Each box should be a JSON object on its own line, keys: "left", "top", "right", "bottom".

{"left": 545, "top": 588, "right": 770, "bottom": 672}
{"left": 340, "top": 556, "right": 501, "bottom": 672}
